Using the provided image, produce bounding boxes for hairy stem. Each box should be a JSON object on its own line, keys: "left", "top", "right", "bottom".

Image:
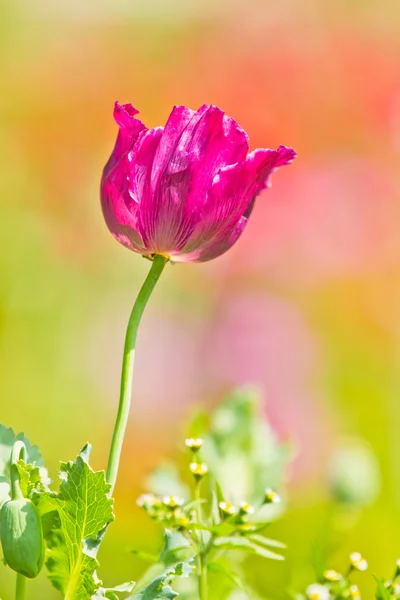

{"left": 106, "top": 254, "right": 169, "bottom": 494}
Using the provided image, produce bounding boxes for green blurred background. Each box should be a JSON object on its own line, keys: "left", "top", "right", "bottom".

{"left": 0, "top": 0, "right": 399, "bottom": 597}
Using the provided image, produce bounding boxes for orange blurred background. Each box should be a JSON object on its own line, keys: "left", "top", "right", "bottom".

{"left": 1, "top": 1, "right": 399, "bottom": 598}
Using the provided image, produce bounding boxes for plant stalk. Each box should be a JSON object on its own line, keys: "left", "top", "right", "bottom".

{"left": 195, "top": 479, "right": 208, "bottom": 600}
{"left": 15, "top": 573, "right": 26, "bottom": 600}
{"left": 10, "top": 441, "right": 26, "bottom": 501}
{"left": 106, "top": 254, "right": 168, "bottom": 494}
{"left": 198, "top": 551, "right": 208, "bottom": 600}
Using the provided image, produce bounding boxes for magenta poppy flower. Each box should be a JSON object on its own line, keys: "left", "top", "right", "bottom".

{"left": 101, "top": 102, "right": 296, "bottom": 263}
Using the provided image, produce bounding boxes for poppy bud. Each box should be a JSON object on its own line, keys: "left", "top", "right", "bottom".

{"left": 0, "top": 497, "right": 44, "bottom": 578}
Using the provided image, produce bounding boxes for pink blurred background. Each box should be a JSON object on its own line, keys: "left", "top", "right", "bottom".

{"left": 1, "top": 0, "right": 399, "bottom": 597}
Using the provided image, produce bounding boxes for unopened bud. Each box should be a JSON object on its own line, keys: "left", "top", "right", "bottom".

{"left": 0, "top": 498, "right": 44, "bottom": 578}
{"left": 264, "top": 488, "right": 280, "bottom": 504}
{"left": 239, "top": 502, "right": 255, "bottom": 515}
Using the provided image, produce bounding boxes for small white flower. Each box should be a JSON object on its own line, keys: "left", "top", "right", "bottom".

{"left": 190, "top": 463, "right": 208, "bottom": 478}
{"left": 350, "top": 552, "right": 368, "bottom": 571}
{"left": 323, "top": 570, "right": 342, "bottom": 582}
{"left": 349, "top": 584, "right": 361, "bottom": 599}
{"left": 136, "top": 493, "right": 157, "bottom": 508}
{"left": 219, "top": 501, "right": 238, "bottom": 516}
{"left": 306, "top": 583, "right": 330, "bottom": 600}
{"left": 185, "top": 437, "right": 203, "bottom": 451}
{"left": 162, "top": 495, "right": 184, "bottom": 508}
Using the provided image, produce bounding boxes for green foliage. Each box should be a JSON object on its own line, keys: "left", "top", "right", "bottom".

{"left": 160, "top": 530, "right": 197, "bottom": 567}
{"left": 37, "top": 444, "right": 114, "bottom": 600}
{"left": 213, "top": 536, "right": 284, "bottom": 560}
{"left": 190, "top": 386, "right": 293, "bottom": 507}
{"left": 329, "top": 439, "right": 381, "bottom": 507}
{"left": 128, "top": 531, "right": 195, "bottom": 600}
{"left": 374, "top": 577, "right": 392, "bottom": 600}
{"left": 94, "top": 581, "right": 136, "bottom": 599}
{"left": 136, "top": 388, "right": 291, "bottom": 600}
{"left": 0, "top": 424, "right": 48, "bottom": 506}
{"left": 128, "top": 573, "right": 178, "bottom": 600}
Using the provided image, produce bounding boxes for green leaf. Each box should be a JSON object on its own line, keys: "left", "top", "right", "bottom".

{"left": 160, "top": 531, "right": 196, "bottom": 567}
{"left": 132, "top": 531, "right": 195, "bottom": 597}
{"left": 211, "top": 489, "right": 221, "bottom": 527}
{"left": 194, "top": 387, "right": 293, "bottom": 507}
{"left": 128, "top": 573, "right": 178, "bottom": 600}
{"left": 213, "top": 536, "right": 284, "bottom": 560}
{"left": 16, "top": 459, "right": 48, "bottom": 498}
{"left": 0, "top": 424, "right": 48, "bottom": 505}
{"left": 374, "top": 576, "right": 392, "bottom": 600}
{"left": 211, "top": 522, "right": 237, "bottom": 537}
{"left": 248, "top": 534, "right": 286, "bottom": 549}
{"left": 37, "top": 444, "right": 114, "bottom": 600}
{"left": 131, "top": 550, "right": 159, "bottom": 564}
{"left": 182, "top": 499, "right": 207, "bottom": 514}
{"left": 94, "top": 581, "right": 136, "bottom": 599}
{"left": 208, "top": 560, "right": 244, "bottom": 588}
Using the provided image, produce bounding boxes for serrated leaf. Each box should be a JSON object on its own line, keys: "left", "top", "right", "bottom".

{"left": 94, "top": 581, "right": 136, "bottom": 599}
{"left": 0, "top": 424, "right": 48, "bottom": 505}
{"left": 213, "top": 536, "right": 284, "bottom": 560}
{"left": 128, "top": 573, "right": 178, "bottom": 600}
{"left": 133, "top": 531, "right": 195, "bottom": 596}
{"left": 37, "top": 444, "right": 114, "bottom": 600}
{"left": 16, "top": 459, "right": 48, "bottom": 498}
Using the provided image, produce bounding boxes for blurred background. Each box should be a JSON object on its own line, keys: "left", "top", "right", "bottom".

{"left": 0, "top": 0, "right": 399, "bottom": 597}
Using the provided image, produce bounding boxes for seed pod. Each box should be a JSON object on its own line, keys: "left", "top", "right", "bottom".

{"left": 0, "top": 498, "right": 44, "bottom": 578}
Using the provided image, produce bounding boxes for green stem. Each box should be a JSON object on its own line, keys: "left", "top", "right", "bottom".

{"left": 15, "top": 573, "right": 26, "bottom": 600}
{"left": 198, "top": 552, "right": 208, "bottom": 600}
{"left": 10, "top": 441, "right": 26, "bottom": 501}
{"left": 106, "top": 255, "right": 168, "bottom": 494}
{"left": 195, "top": 480, "right": 208, "bottom": 600}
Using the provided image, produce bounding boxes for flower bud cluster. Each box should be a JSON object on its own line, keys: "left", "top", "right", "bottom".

{"left": 383, "top": 559, "right": 400, "bottom": 598}
{"left": 186, "top": 438, "right": 209, "bottom": 481}
{"left": 305, "top": 553, "right": 369, "bottom": 600}
{"left": 136, "top": 493, "right": 192, "bottom": 530}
